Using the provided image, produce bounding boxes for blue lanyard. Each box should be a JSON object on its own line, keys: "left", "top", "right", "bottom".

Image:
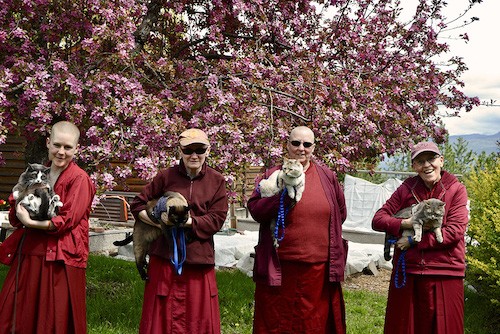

{"left": 274, "top": 188, "right": 290, "bottom": 245}
{"left": 170, "top": 227, "right": 186, "bottom": 275}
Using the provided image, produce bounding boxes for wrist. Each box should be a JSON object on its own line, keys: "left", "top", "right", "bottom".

{"left": 400, "top": 218, "right": 412, "bottom": 230}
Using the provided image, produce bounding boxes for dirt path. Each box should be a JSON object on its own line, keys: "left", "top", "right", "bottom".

{"left": 343, "top": 268, "right": 392, "bottom": 296}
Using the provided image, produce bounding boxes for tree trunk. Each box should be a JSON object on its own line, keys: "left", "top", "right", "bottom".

{"left": 24, "top": 134, "right": 48, "bottom": 165}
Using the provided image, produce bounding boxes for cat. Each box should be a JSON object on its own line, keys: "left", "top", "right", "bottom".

{"left": 12, "top": 163, "right": 63, "bottom": 221}
{"left": 258, "top": 157, "right": 305, "bottom": 201}
{"left": 383, "top": 198, "right": 445, "bottom": 261}
{"left": 258, "top": 157, "right": 305, "bottom": 248}
{"left": 113, "top": 191, "right": 190, "bottom": 280}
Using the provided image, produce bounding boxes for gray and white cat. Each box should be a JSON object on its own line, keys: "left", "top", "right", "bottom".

{"left": 258, "top": 157, "right": 305, "bottom": 202}
{"left": 12, "top": 163, "right": 63, "bottom": 221}
{"left": 384, "top": 198, "right": 445, "bottom": 261}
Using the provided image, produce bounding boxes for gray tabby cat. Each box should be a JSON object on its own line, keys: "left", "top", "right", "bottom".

{"left": 12, "top": 163, "right": 63, "bottom": 221}
{"left": 384, "top": 198, "right": 445, "bottom": 261}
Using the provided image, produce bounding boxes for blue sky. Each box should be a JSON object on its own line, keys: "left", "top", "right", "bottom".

{"left": 437, "top": 0, "right": 500, "bottom": 135}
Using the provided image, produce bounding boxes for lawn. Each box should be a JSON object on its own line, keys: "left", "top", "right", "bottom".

{"left": 0, "top": 255, "right": 497, "bottom": 333}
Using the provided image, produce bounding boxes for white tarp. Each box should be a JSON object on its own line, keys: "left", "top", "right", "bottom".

{"left": 114, "top": 175, "right": 406, "bottom": 276}
{"left": 342, "top": 175, "right": 403, "bottom": 234}
{"left": 116, "top": 230, "right": 391, "bottom": 276}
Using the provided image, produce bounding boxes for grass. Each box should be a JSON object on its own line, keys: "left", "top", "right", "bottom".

{"left": 0, "top": 255, "right": 498, "bottom": 333}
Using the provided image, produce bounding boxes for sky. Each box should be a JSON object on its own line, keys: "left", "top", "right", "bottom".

{"left": 431, "top": 0, "right": 500, "bottom": 135}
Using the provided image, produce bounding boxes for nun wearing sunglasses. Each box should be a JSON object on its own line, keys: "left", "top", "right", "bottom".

{"left": 130, "top": 128, "right": 228, "bottom": 334}
{"left": 248, "top": 126, "right": 349, "bottom": 334}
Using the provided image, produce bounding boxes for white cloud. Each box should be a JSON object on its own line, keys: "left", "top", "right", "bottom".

{"left": 440, "top": 0, "right": 500, "bottom": 135}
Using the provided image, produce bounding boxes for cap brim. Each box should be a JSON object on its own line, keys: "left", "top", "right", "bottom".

{"left": 411, "top": 149, "right": 441, "bottom": 160}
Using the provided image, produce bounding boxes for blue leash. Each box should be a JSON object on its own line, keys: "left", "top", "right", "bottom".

{"left": 394, "top": 249, "right": 407, "bottom": 288}
{"left": 153, "top": 196, "right": 186, "bottom": 275}
{"left": 274, "top": 188, "right": 290, "bottom": 244}
{"left": 389, "top": 236, "right": 412, "bottom": 288}
{"left": 170, "top": 227, "right": 186, "bottom": 275}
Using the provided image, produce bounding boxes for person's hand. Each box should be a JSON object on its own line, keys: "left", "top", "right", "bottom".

{"left": 16, "top": 204, "right": 31, "bottom": 226}
{"left": 400, "top": 218, "right": 413, "bottom": 230}
{"left": 139, "top": 210, "right": 161, "bottom": 228}
{"left": 396, "top": 236, "right": 413, "bottom": 251}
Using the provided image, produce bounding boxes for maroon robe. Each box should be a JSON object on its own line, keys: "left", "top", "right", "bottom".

{"left": 0, "top": 161, "right": 95, "bottom": 334}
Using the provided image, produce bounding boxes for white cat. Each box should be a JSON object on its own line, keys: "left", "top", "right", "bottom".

{"left": 258, "top": 158, "right": 305, "bottom": 202}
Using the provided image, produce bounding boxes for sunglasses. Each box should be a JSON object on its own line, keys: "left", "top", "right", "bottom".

{"left": 290, "top": 140, "right": 314, "bottom": 148}
{"left": 181, "top": 147, "right": 208, "bottom": 155}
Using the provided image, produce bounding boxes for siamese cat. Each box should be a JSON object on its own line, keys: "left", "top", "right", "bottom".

{"left": 114, "top": 191, "right": 190, "bottom": 280}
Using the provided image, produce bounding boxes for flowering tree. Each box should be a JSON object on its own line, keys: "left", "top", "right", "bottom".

{"left": 0, "top": 0, "right": 480, "bottom": 196}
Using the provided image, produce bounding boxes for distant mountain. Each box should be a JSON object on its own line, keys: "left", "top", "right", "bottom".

{"left": 449, "top": 132, "right": 500, "bottom": 155}
{"left": 378, "top": 132, "right": 499, "bottom": 171}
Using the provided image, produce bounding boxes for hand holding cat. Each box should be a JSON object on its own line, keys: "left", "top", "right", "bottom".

{"left": 139, "top": 210, "right": 161, "bottom": 229}
{"left": 15, "top": 203, "right": 31, "bottom": 225}
{"left": 396, "top": 236, "right": 414, "bottom": 251}
{"left": 400, "top": 218, "right": 413, "bottom": 230}
{"left": 16, "top": 203, "right": 52, "bottom": 230}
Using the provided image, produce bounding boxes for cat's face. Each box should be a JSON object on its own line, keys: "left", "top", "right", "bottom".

{"left": 423, "top": 200, "right": 445, "bottom": 219}
{"left": 282, "top": 158, "right": 303, "bottom": 177}
{"left": 23, "top": 164, "right": 50, "bottom": 185}
{"left": 167, "top": 205, "right": 190, "bottom": 226}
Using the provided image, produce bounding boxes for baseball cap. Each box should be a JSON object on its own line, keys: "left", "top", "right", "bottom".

{"left": 179, "top": 128, "right": 210, "bottom": 146}
{"left": 411, "top": 141, "right": 441, "bottom": 160}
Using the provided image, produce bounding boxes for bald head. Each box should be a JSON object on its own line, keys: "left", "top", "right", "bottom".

{"left": 51, "top": 121, "right": 80, "bottom": 144}
{"left": 290, "top": 126, "right": 315, "bottom": 141}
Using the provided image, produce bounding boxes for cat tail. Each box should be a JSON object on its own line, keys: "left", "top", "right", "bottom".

{"left": 113, "top": 234, "right": 133, "bottom": 246}
{"left": 384, "top": 234, "right": 397, "bottom": 261}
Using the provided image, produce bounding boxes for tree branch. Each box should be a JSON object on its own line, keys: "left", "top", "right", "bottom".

{"left": 134, "top": 0, "right": 163, "bottom": 53}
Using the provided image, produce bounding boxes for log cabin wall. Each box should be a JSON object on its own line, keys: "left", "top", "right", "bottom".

{"left": 0, "top": 136, "right": 27, "bottom": 201}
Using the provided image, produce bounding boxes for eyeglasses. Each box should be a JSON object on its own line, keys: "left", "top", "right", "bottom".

{"left": 181, "top": 147, "right": 208, "bottom": 155}
{"left": 290, "top": 140, "right": 314, "bottom": 148}
{"left": 413, "top": 155, "right": 441, "bottom": 166}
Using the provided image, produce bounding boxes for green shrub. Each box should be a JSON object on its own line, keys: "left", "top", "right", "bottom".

{"left": 463, "top": 158, "right": 500, "bottom": 307}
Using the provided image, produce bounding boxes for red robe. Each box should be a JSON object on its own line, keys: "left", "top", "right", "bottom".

{"left": 0, "top": 161, "right": 95, "bottom": 334}
{"left": 372, "top": 170, "right": 468, "bottom": 333}
{"left": 248, "top": 162, "right": 347, "bottom": 334}
{"left": 130, "top": 160, "right": 228, "bottom": 333}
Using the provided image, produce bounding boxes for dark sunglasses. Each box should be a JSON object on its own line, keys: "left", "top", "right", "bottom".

{"left": 181, "top": 147, "right": 208, "bottom": 155}
{"left": 290, "top": 140, "right": 314, "bottom": 148}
